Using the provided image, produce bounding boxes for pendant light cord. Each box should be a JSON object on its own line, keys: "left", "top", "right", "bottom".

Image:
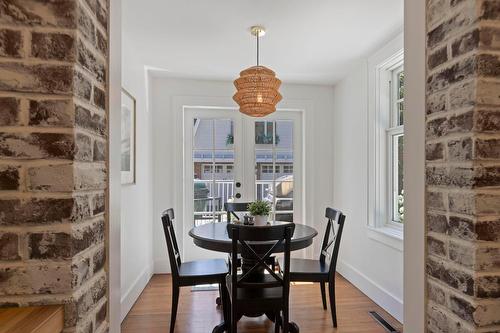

{"left": 256, "top": 33, "right": 259, "bottom": 66}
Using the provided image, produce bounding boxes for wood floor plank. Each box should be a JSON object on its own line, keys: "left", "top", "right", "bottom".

{"left": 122, "top": 274, "right": 403, "bottom": 333}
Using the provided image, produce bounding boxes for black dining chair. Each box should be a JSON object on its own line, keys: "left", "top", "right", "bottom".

{"left": 224, "top": 202, "right": 276, "bottom": 269}
{"left": 224, "top": 202, "right": 252, "bottom": 222}
{"left": 161, "top": 208, "right": 229, "bottom": 333}
{"left": 226, "top": 223, "right": 298, "bottom": 333}
{"left": 278, "top": 207, "right": 346, "bottom": 327}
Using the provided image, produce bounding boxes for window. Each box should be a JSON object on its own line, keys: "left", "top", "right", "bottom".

{"left": 283, "top": 165, "right": 293, "bottom": 174}
{"left": 226, "top": 165, "right": 233, "bottom": 173}
{"left": 389, "top": 65, "right": 404, "bottom": 224}
{"left": 255, "top": 121, "right": 277, "bottom": 144}
{"left": 262, "top": 165, "right": 273, "bottom": 173}
{"left": 203, "top": 165, "right": 212, "bottom": 173}
{"left": 214, "top": 165, "right": 223, "bottom": 173}
{"left": 367, "top": 33, "right": 404, "bottom": 247}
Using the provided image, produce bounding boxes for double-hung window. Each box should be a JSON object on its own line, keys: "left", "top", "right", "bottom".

{"left": 388, "top": 65, "right": 404, "bottom": 225}
{"left": 367, "top": 34, "right": 404, "bottom": 247}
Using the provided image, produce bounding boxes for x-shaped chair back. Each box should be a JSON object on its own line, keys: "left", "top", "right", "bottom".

{"left": 320, "top": 207, "right": 346, "bottom": 277}
{"left": 227, "top": 223, "right": 295, "bottom": 290}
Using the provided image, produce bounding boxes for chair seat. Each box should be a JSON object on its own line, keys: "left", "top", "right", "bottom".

{"left": 178, "top": 258, "right": 228, "bottom": 277}
{"left": 278, "top": 258, "right": 330, "bottom": 281}
{"left": 225, "top": 275, "right": 283, "bottom": 306}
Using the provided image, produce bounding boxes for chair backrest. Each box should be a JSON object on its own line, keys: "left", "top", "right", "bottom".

{"left": 161, "top": 208, "right": 182, "bottom": 277}
{"left": 319, "top": 207, "right": 346, "bottom": 276}
{"left": 227, "top": 223, "right": 295, "bottom": 297}
{"left": 224, "top": 202, "right": 252, "bottom": 222}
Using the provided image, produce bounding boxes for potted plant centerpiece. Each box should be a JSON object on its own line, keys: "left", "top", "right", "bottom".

{"left": 248, "top": 200, "right": 271, "bottom": 226}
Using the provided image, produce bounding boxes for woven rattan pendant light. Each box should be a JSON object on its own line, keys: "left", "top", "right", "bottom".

{"left": 233, "top": 26, "right": 282, "bottom": 117}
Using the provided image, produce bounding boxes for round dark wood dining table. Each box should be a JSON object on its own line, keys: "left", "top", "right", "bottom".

{"left": 189, "top": 221, "right": 318, "bottom": 333}
{"left": 189, "top": 221, "right": 318, "bottom": 253}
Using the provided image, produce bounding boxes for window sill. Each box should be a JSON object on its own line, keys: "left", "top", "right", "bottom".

{"left": 367, "top": 226, "right": 403, "bottom": 252}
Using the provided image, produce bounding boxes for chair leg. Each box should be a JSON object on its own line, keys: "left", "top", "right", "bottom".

{"left": 231, "top": 303, "right": 238, "bottom": 333}
{"left": 274, "top": 311, "right": 281, "bottom": 333}
{"left": 216, "top": 284, "right": 222, "bottom": 306}
{"left": 219, "top": 283, "right": 228, "bottom": 324}
{"left": 328, "top": 281, "right": 338, "bottom": 328}
{"left": 170, "top": 284, "right": 180, "bottom": 333}
{"left": 283, "top": 308, "right": 289, "bottom": 333}
{"left": 320, "top": 282, "right": 327, "bottom": 310}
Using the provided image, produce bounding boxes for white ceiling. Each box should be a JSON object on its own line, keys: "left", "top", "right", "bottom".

{"left": 122, "top": 0, "right": 403, "bottom": 85}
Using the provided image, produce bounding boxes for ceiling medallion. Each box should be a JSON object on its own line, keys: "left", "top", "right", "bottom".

{"left": 233, "top": 26, "right": 282, "bottom": 117}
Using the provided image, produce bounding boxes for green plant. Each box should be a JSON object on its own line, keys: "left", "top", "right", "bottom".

{"left": 255, "top": 134, "right": 280, "bottom": 144}
{"left": 248, "top": 200, "right": 271, "bottom": 216}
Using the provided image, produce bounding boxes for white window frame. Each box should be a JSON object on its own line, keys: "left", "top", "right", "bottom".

{"left": 367, "top": 33, "right": 404, "bottom": 250}
{"left": 387, "top": 64, "right": 404, "bottom": 228}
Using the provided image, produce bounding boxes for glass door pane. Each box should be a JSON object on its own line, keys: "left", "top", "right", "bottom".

{"left": 193, "top": 118, "right": 235, "bottom": 226}
{"left": 254, "top": 119, "right": 294, "bottom": 222}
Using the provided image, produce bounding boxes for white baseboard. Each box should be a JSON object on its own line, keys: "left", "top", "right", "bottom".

{"left": 120, "top": 264, "right": 154, "bottom": 322}
{"left": 337, "top": 260, "right": 403, "bottom": 323}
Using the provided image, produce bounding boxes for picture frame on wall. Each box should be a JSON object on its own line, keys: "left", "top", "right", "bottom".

{"left": 121, "top": 88, "right": 136, "bottom": 185}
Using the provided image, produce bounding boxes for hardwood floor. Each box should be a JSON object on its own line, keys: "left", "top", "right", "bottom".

{"left": 122, "top": 274, "right": 402, "bottom": 333}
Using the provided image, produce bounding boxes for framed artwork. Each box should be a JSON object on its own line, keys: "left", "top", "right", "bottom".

{"left": 121, "top": 88, "right": 136, "bottom": 185}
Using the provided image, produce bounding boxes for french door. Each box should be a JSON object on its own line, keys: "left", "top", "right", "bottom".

{"left": 183, "top": 107, "right": 302, "bottom": 259}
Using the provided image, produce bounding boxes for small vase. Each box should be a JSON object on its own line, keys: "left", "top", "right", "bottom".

{"left": 253, "top": 215, "right": 268, "bottom": 226}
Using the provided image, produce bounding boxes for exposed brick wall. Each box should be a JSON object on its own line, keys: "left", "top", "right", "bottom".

{"left": 426, "top": 0, "right": 500, "bottom": 332}
{"left": 0, "top": 1, "right": 109, "bottom": 332}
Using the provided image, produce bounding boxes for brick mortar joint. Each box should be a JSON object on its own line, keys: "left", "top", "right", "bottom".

{"left": 0, "top": 293, "right": 72, "bottom": 305}
{"left": 0, "top": 91, "right": 75, "bottom": 100}
{"left": 425, "top": 107, "right": 476, "bottom": 123}
{"left": 0, "top": 259, "right": 72, "bottom": 269}
{"left": 0, "top": 25, "right": 77, "bottom": 36}
{"left": 0, "top": 126, "right": 75, "bottom": 134}
{"left": 0, "top": 191, "right": 76, "bottom": 199}
{"left": 0, "top": 57, "right": 77, "bottom": 67}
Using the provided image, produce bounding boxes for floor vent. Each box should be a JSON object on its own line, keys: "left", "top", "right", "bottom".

{"left": 368, "top": 311, "right": 400, "bottom": 332}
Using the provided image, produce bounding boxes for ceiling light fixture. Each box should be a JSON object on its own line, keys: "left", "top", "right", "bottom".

{"left": 233, "top": 26, "right": 282, "bottom": 117}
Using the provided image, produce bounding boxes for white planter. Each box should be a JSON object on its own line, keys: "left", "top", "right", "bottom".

{"left": 253, "top": 215, "right": 268, "bottom": 226}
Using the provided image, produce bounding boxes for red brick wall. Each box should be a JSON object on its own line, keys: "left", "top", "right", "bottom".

{"left": 426, "top": 0, "right": 500, "bottom": 331}
{"left": 0, "top": 1, "right": 109, "bottom": 332}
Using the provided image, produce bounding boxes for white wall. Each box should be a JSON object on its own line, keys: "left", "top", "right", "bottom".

{"left": 119, "top": 54, "right": 155, "bottom": 319}
{"left": 149, "top": 75, "right": 335, "bottom": 273}
{"left": 332, "top": 56, "right": 404, "bottom": 320}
